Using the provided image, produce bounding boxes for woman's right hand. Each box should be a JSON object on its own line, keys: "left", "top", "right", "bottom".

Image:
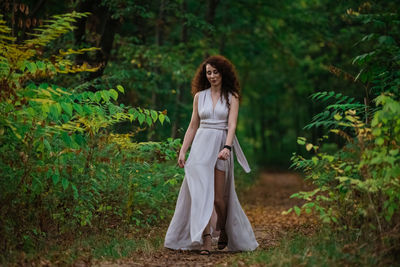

{"left": 178, "top": 152, "right": 186, "bottom": 168}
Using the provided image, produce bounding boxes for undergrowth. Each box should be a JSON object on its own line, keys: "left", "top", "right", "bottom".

{"left": 228, "top": 227, "right": 383, "bottom": 267}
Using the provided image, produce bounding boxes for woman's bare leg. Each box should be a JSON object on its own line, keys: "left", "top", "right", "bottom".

{"left": 200, "top": 167, "right": 226, "bottom": 253}
{"left": 200, "top": 220, "right": 211, "bottom": 254}
{"left": 202, "top": 220, "right": 211, "bottom": 236}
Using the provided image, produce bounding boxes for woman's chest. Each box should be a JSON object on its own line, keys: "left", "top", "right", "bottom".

{"left": 198, "top": 90, "right": 229, "bottom": 120}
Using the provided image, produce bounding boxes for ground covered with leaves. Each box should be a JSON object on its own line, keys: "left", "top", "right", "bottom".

{"left": 92, "top": 172, "right": 317, "bottom": 266}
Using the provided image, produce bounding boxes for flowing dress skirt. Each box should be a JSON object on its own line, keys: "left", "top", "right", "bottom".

{"left": 164, "top": 125, "right": 258, "bottom": 251}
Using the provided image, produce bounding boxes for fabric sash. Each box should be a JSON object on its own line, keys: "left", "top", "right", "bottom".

{"left": 199, "top": 120, "right": 251, "bottom": 173}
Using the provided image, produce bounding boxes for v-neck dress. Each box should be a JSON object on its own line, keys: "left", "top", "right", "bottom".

{"left": 164, "top": 88, "right": 258, "bottom": 251}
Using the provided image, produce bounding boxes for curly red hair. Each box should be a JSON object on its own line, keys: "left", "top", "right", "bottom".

{"left": 191, "top": 55, "right": 241, "bottom": 108}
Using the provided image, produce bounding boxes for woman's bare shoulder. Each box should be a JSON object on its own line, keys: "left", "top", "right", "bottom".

{"left": 228, "top": 92, "right": 239, "bottom": 103}
{"left": 194, "top": 92, "right": 200, "bottom": 102}
{"left": 194, "top": 90, "right": 206, "bottom": 101}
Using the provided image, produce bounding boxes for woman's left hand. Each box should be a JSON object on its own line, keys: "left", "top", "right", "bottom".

{"left": 218, "top": 148, "right": 230, "bottom": 160}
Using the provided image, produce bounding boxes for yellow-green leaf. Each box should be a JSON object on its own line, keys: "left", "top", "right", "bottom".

{"left": 73, "top": 103, "right": 83, "bottom": 115}
{"left": 281, "top": 208, "right": 292, "bottom": 215}
{"left": 52, "top": 174, "right": 60, "bottom": 185}
{"left": 41, "top": 103, "right": 50, "bottom": 115}
{"left": 36, "top": 61, "right": 46, "bottom": 70}
{"left": 146, "top": 116, "right": 152, "bottom": 126}
{"left": 150, "top": 110, "right": 158, "bottom": 122}
{"left": 117, "top": 85, "right": 124, "bottom": 93}
{"left": 375, "top": 137, "right": 384, "bottom": 146}
{"left": 109, "top": 89, "right": 118, "bottom": 101}
{"left": 372, "top": 128, "right": 381, "bottom": 136}
{"left": 100, "top": 90, "right": 110, "bottom": 102}
{"left": 61, "top": 102, "right": 73, "bottom": 116}
{"left": 159, "top": 113, "right": 165, "bottom": 125}
{"left": 334, "top": 113, "right": 342, "bottom": 120}
{"left": 95, "top": 91, "right": 102, "bottom": 103}
{"left": 62, "top": 178, "right": 69, "bottom": 190}
{"left": 138, "top": 113, "right": 145, "bottom": 125}
{"left": 306, "top": 143, "right": 313, "bottom": 151}
{"left": 345, "top": 115, "right": 356, "bottom": 122}
{"left": 297, "top": 137, "right": 306, "bottom": 145}
{"left": 294, "top": 206, "right": 301, "bottom": 216}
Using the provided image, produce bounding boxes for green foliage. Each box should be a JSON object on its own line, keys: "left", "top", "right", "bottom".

{"left": 229, "top": 228, "right": 380, "bottom": 266}
{"left": 349, "top": 10, "right": 400, "bottom": 97}
{"left": 305, "top": 91, "right": 367, "bottom": 130}
{"left": 0, "top": 11, "right": 181, "bottom": 257}
{"left": 105, "top": 41, "right": 199, "bottom": 140}
{"left": 291, "top": 100, "right": 400, "bottom": 224}
{"left": 288, "top": 5, "right": 400, "bottom": 260}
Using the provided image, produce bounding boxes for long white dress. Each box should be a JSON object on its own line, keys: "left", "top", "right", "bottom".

{"left": 164, "top": 88, "right": 258, "bottom": 251}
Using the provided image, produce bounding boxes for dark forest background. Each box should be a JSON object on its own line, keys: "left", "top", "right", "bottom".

{"left": 1, "top": 0, "right": 399, "bottom": 265}
{"left": 2, "top": 0, "right": 383, "bottom": 166}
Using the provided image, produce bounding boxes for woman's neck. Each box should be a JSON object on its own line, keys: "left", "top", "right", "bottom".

{"left": 210, "top": 85, "right": 221, "bottom": 94}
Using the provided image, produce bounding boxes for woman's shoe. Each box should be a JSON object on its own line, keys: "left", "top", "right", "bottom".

{"left": 218, "top": 228, "right": 228, "bottom": 250}
{"left": 200, "top": 233, "right": 212, "bottom": 255}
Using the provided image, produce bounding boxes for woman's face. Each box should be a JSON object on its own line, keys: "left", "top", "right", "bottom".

{"left": 205, "top": 64, "right": 222, "bottom": 87}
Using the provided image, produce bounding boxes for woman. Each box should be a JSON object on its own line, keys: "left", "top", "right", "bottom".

{"left": 164, "top": 55, "right": 258, "bottom": 255}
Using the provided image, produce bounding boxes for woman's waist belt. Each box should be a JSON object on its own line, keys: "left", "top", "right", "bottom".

{"left": 199, "top": 121, "right": 251, "bottom": 173}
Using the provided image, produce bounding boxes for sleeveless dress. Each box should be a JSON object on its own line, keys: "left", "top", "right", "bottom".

{"left": 164, "top": 88, "right": 258, "bottom": 251}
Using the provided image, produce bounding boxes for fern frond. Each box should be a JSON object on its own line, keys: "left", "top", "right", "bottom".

{"left": 305, "top": 91, "right": 367, "bottom": 130}
{"left": 24, "top": 12, "right": 90, "bottom": 47}
{"left": 326, "top": 103, "right": 365, "bottom": 110}
{"left": 0, "top": 15, "right": 15, "bottom": 44}
{"left": 331, "top": 129, "right": 353, "bottom": 143}
{"left": 0, "top": 12, "right": 101, "bottom": 100}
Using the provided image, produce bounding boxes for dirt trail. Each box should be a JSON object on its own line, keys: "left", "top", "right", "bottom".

{"left": 242, "top": 172, "right": 316, "bottom": 249}
{"left": 95, "top": 172, "right": 316, "bottom": 266}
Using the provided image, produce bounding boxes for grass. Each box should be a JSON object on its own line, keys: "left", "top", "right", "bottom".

{"left": 2, "top": 224, "right": 167, "bottom": 266}
{"left": 2, "top": 165, "right": 259, "bottom": 266}
{"left": 226, "top": 227, "right": 385, "bottom": 267}
{"left": 3, "top": 167, "right": 397, "bottom": 266}
{"left": 88, "top": 234, "right": 163, "bottom": 259}
{"left": 4, "top": 167, "right": 397, "bottom": 266}
{"left": 11, "top": 225, "right": 391, "bottom": 266}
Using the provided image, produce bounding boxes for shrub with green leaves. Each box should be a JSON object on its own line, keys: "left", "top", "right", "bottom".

{"left": 287, "top": 8, "right": 400, "bottom": 259}
{"left": 0, "top": 12, "right": 182, "bottom": 255}
{"left": 290, "top": 97, "right": 400, "bottom": 228}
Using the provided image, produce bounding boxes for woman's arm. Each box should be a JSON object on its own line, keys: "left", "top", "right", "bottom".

{"left": 218, "top": 95, "right": 239, "bottom": 160}
{"left": 178, "top": 92, "right": 200, "bottom": 167}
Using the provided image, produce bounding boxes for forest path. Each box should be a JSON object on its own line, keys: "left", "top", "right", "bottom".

{"left": 95, "top": 172, "right": 316, "bottom": 266}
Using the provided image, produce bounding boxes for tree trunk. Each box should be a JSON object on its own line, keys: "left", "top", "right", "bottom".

{"left": 155, "top": 0, "right": 166, "bottom": 47}
{"left": 152, "top": 0, "right": 167, "bottom": 108}
{"left": 88, "top": 5, "right": 119, "bottom": 82}
{"left": 148, "top": 0, "right": 167, "bottom": 139}
{"left": 73, "top": 0, "right": 119, "bottom": 88}
{"left": 74, "top": 0, "right": 94, "bottom": 65}
{"left": 260, "top": 102, "right": 267, "bottom": 156}
{"left": 171, "top": 0, "right": 188, "bottom": 138}
{"left": 206, "top": 0, "right": 219, "bottom": 26}
{"left": 204, "top": 0, "right": 219, "bottom": 57}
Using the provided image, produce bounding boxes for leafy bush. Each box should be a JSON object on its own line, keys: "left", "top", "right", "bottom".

{"left": 290, "top": 97, "right": 400, "bottom": 228}
{"left": 0, "top": 12, "right": 182, "bottom": 256}
{"left": 287, "top": 7, "right": 400, "bottom": 260}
